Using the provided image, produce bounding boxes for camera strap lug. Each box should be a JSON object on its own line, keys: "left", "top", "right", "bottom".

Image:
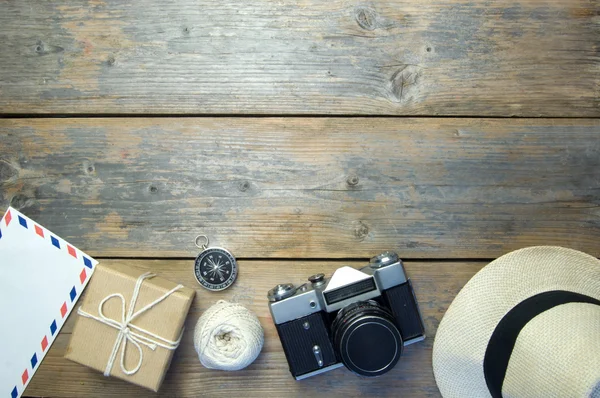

{"left": 312, "top": 345, "right": 324, "bottom": 367}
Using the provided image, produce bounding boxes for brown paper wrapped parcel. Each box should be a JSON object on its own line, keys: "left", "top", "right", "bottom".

{"left": 66, "top": 263, "right": 195, "bottom": 391}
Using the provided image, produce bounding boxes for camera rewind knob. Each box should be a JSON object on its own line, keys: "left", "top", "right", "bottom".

{"left": 267, "top": 283, "right": 296, "bottom": 302}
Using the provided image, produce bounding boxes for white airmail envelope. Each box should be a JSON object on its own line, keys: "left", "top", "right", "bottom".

{"left": 0, "top": 207, "right": 97, "bottom": 398}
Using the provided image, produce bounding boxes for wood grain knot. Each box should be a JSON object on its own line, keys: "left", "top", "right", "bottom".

{"left": 354, "top": 221, "right": 369, "bottom": 240}
{"left": 388, "top": 65, "right": 423, "bottom": 104}
{"left": 355, "top": 6, "right": 378, "bottom": 30}
{"left": 238, "top": 181, "right": 250, "bottom": 192}
{"left": 34, "top": 40, "right": 64, "bottom": 56}
{"left": 149, "top": 185, "right": 158, "bottom": 193}
{"left": 106, "top": 56, "right": 116, "bottom": 66}
{"left": 346, "top": 175, "right": 359, "bottom": 186}
{"left": 84, "top": 163, "right": 95, "bottom": 174}
{"left": 0, "top": 160, "right": 17, "bottom": 182}
{"left": 10, "top": 194, "right": 40, "bottom": 217}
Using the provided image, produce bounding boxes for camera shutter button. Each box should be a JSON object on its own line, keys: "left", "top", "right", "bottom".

{"left": 308, "top": 273, "right": 326, "bottom": 287}
{"left": 369, "top": 251, "right": 399, "bottom": 268}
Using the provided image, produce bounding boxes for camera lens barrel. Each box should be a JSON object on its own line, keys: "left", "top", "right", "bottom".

{"left": 332, "top": 300, "right": 403, "bottom": 377}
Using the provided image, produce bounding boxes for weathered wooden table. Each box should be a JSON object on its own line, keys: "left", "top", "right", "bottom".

{"left": 1, "top": 0, "right": 599, "bottom": 396}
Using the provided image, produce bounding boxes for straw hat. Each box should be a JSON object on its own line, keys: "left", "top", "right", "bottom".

{"left": 432, "top": 246, "right": 600, "bottom": 398}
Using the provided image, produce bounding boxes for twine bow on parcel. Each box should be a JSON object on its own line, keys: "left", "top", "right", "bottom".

{"left": 77, "top": 272, "right": 184, "bottom": 376}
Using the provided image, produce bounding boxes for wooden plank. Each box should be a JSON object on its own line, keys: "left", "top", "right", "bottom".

{"left": 1, "top": 117, "right": 599, "bottom": 259}
{"left": 0, "top": 0, "right": 598, "bottom": 116}
{"left": 25, "top": 259, "right": 484, "bottom": 397}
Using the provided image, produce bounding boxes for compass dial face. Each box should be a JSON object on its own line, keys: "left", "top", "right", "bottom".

{"left": 194, "top": 248, "right": 238, "bottom": 291}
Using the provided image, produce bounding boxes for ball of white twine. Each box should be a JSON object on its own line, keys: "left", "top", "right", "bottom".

{"left": 194, "top": 300, "right": 264, "bottom": 371}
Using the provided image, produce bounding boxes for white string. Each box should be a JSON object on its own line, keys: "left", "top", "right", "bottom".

{"left": 77, "top": 272, "right": 184, "bottom": 376}
{"left": 193, "top": 300, "right": 264, "bottom": 371}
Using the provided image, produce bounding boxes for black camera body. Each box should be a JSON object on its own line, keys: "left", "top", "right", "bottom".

{"left": 267, "top": 252, "right": 425, "bottom": 380}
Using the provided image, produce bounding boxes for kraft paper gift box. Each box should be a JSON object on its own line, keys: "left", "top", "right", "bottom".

{"left": 66, "top": 263, "right": 195, "bottom": 392}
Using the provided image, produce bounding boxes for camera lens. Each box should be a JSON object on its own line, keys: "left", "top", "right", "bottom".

{"left": 332, "top": 300, "right": 403, "bottom": 377}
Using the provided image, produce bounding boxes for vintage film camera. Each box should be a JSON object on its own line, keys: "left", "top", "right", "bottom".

{"left": 268, "top": 252, "right": 425, "bottom": 380}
